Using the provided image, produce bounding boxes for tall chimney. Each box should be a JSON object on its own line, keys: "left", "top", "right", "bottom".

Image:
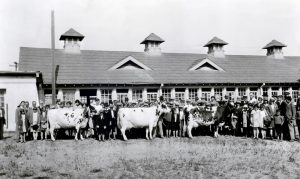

{"left": 59, "top": 28, "right": 84, "bottom": 53}
{"left": 204, "top": 37, "right": 228, "bottom": 58}
{"left": 140, "top": 33, "right": 164, "bottom": 56}
{"left": 262, "top": 40, "right": 286, "bottom": 59}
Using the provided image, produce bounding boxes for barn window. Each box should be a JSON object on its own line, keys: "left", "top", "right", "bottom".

{"left": 292, "top": 87, "right": 299, "bottom": 102}
{"left": 101, "top": 89, "right": 112, "bottom": 103}
{"left": 189, "top": 58, "right": 224, "bottom": 71}
{"left": 63, "top": 90, "right": 75, "bottom": 103}
{"left": 0, "top": 90, "right": 5, "bottom": 108}
{"left": 175, "top": 88, "right": 185, "bottom": 101}
{"left": 188, "top": 88, "right": 198, "bottom": 102}
{"left": 147, "top": 89, "right": 158, "bottom": 102}
{"left": 132, "top": 89, "right": 143, "bottom": 102}
{"left": 108, "top": 56, "right": 151, "bottom": 71}
{"left": 162, "top": 89, "right": 171, "bottom": 102}
{"left": 214, "top": 88, "right": 223, "bottom": 101}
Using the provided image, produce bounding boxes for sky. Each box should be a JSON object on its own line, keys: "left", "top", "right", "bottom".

{"left": 1, "top": 0, "right": 300, "bottom": 70}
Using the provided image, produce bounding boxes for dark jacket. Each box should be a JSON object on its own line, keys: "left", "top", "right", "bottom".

{"left": 285, "top": 102, "right": 296, "bottom": 121}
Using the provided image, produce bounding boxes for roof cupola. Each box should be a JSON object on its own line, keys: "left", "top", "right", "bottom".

{"left": 204, "top": 37, "right": 228, "bottom": 58}
{"left": 140, "top": 33, "right": 164, "bottom": 56}
{"left": 262, "top": 40, "right": 286, "bottom": 59}
{"left": 59, "top": 28, "right": 84, "bottom": 53}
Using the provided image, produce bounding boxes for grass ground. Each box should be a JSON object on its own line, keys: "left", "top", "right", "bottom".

{"left": 0, "top": 133, "right": 299, "bottom": 179}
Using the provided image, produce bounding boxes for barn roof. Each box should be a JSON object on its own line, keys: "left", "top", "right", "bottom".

{"left": 19, "top": 47, "right": 300, "bottom": 85}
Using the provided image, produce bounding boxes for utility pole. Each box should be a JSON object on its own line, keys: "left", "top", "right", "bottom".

{"left": 9, "top": 62, "right": 18, "bottom": 71}
{"left": 51, "top": 10, "right": 56, "bottom": 105}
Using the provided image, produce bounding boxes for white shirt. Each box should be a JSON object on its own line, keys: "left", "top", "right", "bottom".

{"left": 91, "top": 104, "right": 103, "bottom": 114}
{"left": 32, "top": 112, "right": 38, "bottom": 125}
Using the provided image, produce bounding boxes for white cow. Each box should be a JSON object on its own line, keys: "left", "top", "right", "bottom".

{"left": 47, "top": 108, "right": 88, "bottom": 141}
{"left": 117, "top": 105, "right": 169, "bottom": 141}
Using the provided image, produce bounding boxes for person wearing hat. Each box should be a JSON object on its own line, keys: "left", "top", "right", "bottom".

{"left": 249, "top": 93, "right": 257, "bottom": 104}
{"left": 285, "top": 96, "right": 299, "bottom": 141}
{"left": 65, "top": 101, "right": 72, "bottom": 108}
{"left": 172, "top": 101, "right": 180, "bottom": 137}
{"left": 163, "top": 102, "right": 173, "bottom": 137}
{"left": 277, "top": 95, "right": 287, "bottom": 116}
{"left": 211, "top": 96, "right": 219, "bottom": 106}
{"left": 241, "top": 104, "right": 249, "bottom": 137}
{"left": 90, "top": 98, "right": 103, "bottom": 139}
{"left": 28, "top": 101, "right": 41, "bottom": 141}
{"left": 251, "top": 104, "right": 260, "bottom": 139}
{"left": 101, "top": 103, "right": 113, "bottom": 141}
{"left": 178, "top": 104, "right": 186, "bottom": 137}
{"left": 234, "top": 100, "right": 243, "bottom": 136}
{"left": 257, "top": 96, "right": 263, "bottom": 106}
{"left": 73, "top": 99, "right": 82, "bottom": 109}
{"left": 265, "top": 98, "right": 278, "bottom": 139}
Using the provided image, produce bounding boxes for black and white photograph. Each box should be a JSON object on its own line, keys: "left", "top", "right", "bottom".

{"left": 0, "top": 0, "right": 300, "bottom": 178}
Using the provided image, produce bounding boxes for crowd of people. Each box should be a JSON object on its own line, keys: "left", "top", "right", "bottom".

{"left": 13, "top": 92, "right": 300, "bottom": 143}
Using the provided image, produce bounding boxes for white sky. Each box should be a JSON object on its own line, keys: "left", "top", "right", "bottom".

{"left": 1, "top": 0, "right": 300, "bottom": 70}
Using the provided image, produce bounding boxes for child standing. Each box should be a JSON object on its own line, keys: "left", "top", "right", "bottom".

{"left": 259, "top": 105, "right": 267, "bottom": 139}
{"left": 251, "top": 104, "right": 260, "bottom": 139}
{"left": 242, "top": 105, "right": 248, "bottom": 137}
{"left": 40, "top": 106, "right": 48, "bottom": 140}
{"left": 19, "top": 108, "right": 28, "bottom": 143}
{"left": 274, "top": 110, "right": 284, "bottom": 140}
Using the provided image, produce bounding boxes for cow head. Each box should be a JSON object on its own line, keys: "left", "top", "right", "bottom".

{"left": 156, "top": 103, "right": 171, "bottom": 117}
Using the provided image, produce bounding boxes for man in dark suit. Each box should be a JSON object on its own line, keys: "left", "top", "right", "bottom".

{"left": 285, "top": 96, "right": 299, "bottom": 141}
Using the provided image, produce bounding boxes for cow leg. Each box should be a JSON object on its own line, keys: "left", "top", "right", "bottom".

{"left": 152, "top": 126, "right": 157, "bottom": 138}
{"left": 187, "top": 123, "right": 193, "bottom": 139}
{"left": 145, "top": 128, "right": 149, "bottom": 140}
{"left": 149, "top": 122, "right": 154, "bottom": 140}
{"left": 214, "top": 127, "right": 219, "bottom": 138}
{"left": 50, "top": 127, "right": 55, "bottom": 141}
{"left": 121, "top": 128, "right": 128, "bottom": 141}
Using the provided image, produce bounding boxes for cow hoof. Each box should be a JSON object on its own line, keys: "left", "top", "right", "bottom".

{"left": 188, "top": 136, "right": 193, "bottom": 139}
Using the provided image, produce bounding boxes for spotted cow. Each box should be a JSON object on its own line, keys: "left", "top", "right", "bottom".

{"left": 47, "top": 108, "right": 87, "bottom": 141}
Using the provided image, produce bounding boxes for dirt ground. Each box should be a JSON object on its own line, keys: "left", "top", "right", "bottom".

{"left": 0, "top": 133, "right": 300, "bottom": 179}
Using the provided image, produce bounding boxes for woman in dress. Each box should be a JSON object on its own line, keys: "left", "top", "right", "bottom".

{"left": 18, "top": 105, "right": 29, "bottom": 143}
{"left": 251, "top": 104, "right": 260, "bottom": 139}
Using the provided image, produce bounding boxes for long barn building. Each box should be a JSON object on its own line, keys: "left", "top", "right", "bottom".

{"left": 19, "top": 28, "right": 300, "bottom": 105}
